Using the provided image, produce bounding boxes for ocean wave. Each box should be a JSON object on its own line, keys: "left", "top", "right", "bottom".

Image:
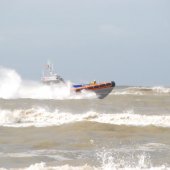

{"left": 0, "top": 163, "right": 168, "bottom": 170}
{"left": 0, "top": 67, "right": 96, "bottom": 100}
{"left": 0, "top": 163, "right": 98, "bottom": 170}
{"left": 112, "top": 86, "right": 170, "bottom": 96}
{"left": 0, "top": 152, "right": 168, "bottom": 170}
{"left": 1, "top": 108, "right": 170, "bottom": 128}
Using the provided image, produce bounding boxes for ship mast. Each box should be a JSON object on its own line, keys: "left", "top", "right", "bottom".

{"left": 45, "top": 61, "right": 55, "bottom": 76}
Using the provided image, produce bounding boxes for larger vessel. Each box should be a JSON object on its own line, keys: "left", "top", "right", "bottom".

{"left": 41, "top": 62, "right": 64, "bottom": 84}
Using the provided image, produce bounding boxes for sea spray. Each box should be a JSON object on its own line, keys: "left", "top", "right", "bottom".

{"left": 97, "top": 148, "right": 154, "bottom": 169}
{"left": 0, "top": 67, "right": 95, "bottom": 100}
{"left": 0, "top": 67, "right": 21, "bottom": 99}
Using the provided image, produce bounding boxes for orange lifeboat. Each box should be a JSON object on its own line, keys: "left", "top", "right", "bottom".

{"left": 73, "top": 81, "right": 115, "bottom": 99}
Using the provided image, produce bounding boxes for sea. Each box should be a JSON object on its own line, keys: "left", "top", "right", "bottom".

{"left": 0, "top": 67, "right": 170, "bottom": 170}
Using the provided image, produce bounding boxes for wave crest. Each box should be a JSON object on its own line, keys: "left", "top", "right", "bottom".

{"left": 0, "top": 153, "right": 168, "bottom": 170}
{"left": 1, "top": 108, "right": 170, "bottom": 128}
{"left": 113, "top": 86, "right": 170, "bottom": 96}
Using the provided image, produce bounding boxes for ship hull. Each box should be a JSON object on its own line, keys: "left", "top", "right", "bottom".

{"left": 42, "top": 79, "right": 64, "bottom": 85}
{"left": 93, "top": 86, "right": 114, "bottom": 99}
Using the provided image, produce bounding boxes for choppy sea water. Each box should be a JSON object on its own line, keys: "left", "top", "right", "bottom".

{"left": 0, "top": 67, "right": 170, "bottom": 169}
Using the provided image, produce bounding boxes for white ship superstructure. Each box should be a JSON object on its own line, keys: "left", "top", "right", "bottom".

{"left": 41, "top": 62, "right": 64, "bottom": 84}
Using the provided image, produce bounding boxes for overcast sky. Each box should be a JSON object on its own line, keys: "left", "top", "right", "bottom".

{"left": 0, "top": 0, "right": 170, "bottom": 86}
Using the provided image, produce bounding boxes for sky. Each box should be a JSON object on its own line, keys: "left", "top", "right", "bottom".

{"left": 0, "top": 0, "right": 170, "bottom": 86}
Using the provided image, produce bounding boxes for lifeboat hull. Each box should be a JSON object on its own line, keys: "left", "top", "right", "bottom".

{"left": 73, "top": 81, "right": 115, "bottom": 99}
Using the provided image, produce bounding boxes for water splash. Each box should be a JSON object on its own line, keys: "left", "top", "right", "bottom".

{"left": 0, "top": 67, "right": 21, "bottom": 99}
{"left": 0, "top": 151, "right": 168, "bottom": 169}
{"left": 96, "top": 148, "right": 164, "bottom": 170}
{"left": 0, "top": 66, "right": 95, "bottom": 100}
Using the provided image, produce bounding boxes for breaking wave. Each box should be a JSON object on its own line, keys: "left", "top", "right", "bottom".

{"left": 0, "top": 67, "right": 95, "bottom": 100}
{"left": 113, "top": 86, "right": 170, "bottom": 96}
{"left": 1, "top": 108, "right": 170, "bottom": 128}
{"left": 0, "top": 151, "right": 168, "bottom": 170}
{"left": 1, "top": 163, "right": 167, "bottom": 170}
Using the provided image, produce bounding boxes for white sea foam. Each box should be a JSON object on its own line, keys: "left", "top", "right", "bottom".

{"left": 1, "top": 108, "right": 170, "bottom": 128}
{"left": 112, "top": 86, "right": 170, "bottom": 96}
{"left": 0, "top": 67, "right": 95, "bottom": 100}
{"left": 0, "top": 152, "right": 169, "bottom": 170}
{"left": 0, "top": 147, "right": 169, "bottom": 170}
{"left": 112, "top": 87, "right": 144, "bottom": 96}
{"left": 0, "top": 67, "right": 21, "bottom": 99}
{"left": 97, "top": 149, "right": 152, "bottom": 170}
{"left": 0, "top": 150, "right": 70, "bottom": 161}
{"left": 152, "top": 86, "right": 170, "bottom": 94}
{"left": 0, "top": 163, "right": 97, "bottom": 170}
